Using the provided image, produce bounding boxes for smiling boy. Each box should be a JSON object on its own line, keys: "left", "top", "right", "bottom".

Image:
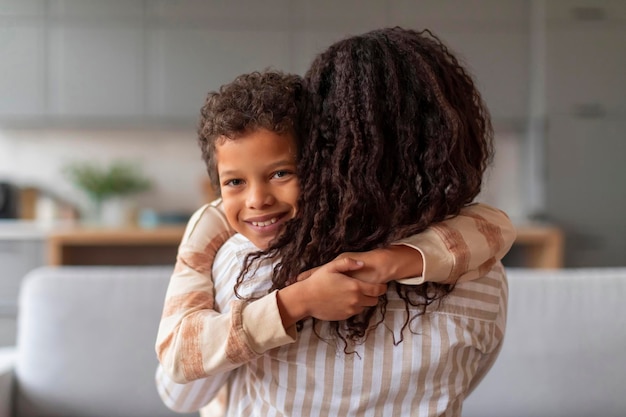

{"left": 216, "top": 128, "right": 299, "bottom": 250}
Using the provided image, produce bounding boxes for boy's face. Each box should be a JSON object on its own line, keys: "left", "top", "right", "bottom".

{"left": 216, "top": 128, "right": 299, "bottom": 250}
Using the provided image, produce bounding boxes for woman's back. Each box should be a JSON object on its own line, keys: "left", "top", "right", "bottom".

{"left": 215, "top": 234, "right": 507, "bottom": 417}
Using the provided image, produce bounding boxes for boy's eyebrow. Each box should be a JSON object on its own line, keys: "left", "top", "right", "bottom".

{"left": 218, "top": 159, "right": 296, "bottom": 177}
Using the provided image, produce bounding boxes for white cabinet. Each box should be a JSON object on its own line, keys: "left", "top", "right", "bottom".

{"left": 146, "top": 28, "right": 291, "bottom": 122}
{"left": 543, "top": 0, "right": 626, "bottom": 266}
{"left": 0, "top": 1, "right": 47, "bottom": 119}
{"left": 0, "top": 238, "right": 45, "bottom": 346}
{"left": 46, "top": 0, "right": 145, "bottom": 119}
{"left": 547, "top": 0, "right": 626, "bottom": 118}
{"left": 545, "top": 118, "right": 626, "bottom": 266}
{"left": 47, "top": 25, "right": 145, "bottom": 118}
{"left": 0, "top": 0, "right": 535, "bottom": 126}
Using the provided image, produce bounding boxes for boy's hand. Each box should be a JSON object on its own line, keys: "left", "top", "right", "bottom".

{"left": 277, "top": 257, "right": 387, "bottom": 327}
{"left": 331, "top": 246, "right": 424, "bottom": 284}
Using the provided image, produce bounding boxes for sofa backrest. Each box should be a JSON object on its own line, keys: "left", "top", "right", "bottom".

{"left": 463, "top": 268, "right": 626, "bottom": 417}
{"left": 14, "top": 266, "right": 197, "bottom": 417}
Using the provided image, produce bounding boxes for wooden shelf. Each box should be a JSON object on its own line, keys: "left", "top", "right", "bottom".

{"left": 47, "top": 226, "right": 185, "bottom": 266}
{"left": 511, "top": 225, "right": 564, "bottom": 269}
{"left": 46, "top": 223, "right": 565, "bottom": 269}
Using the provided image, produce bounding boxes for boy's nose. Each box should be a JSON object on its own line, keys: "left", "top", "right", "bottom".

{"left": 246, "top": 183, "right": 275, "bottom": 209}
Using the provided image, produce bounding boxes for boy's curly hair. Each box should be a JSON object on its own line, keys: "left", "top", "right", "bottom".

{"left": 239, "top": 27, "right": 494, "bottom": 349}
{"left": 197, "top": 71, "right": 304, "bottom": 192}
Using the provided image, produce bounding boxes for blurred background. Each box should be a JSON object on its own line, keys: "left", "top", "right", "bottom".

{"left": 0, "top": 0, "right": 624, "bottom": 268}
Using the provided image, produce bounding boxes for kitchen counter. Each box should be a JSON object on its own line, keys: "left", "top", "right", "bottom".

{"left": 46, "top": 225, "right": 186, "bottom": 266}
{"left": 0, "top": 221, "right": 564, "bottom": 268}
{"left": 507, "top": 224, "right": 564, "bottom": 269}
{"left": 0, "top": 220, "right": 50, "bottom": 240}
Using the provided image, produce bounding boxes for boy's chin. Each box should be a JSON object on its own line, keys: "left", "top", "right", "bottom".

{"left": 247, "top": 235, "right": 276, "bottom": 251}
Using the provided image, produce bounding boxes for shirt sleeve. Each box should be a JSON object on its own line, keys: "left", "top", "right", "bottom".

{"left": 156, "top": 363, "right": 229, "bottom": 413}
{"left": 155, "top": 200, "right": 296, "bottom": 387}
{"left": 394, "top": 203, "right": 517, "bottom": 285}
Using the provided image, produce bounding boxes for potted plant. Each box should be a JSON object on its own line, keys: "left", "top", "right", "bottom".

{"left": 63, "top": 160, "right": 152, "bottom": 226}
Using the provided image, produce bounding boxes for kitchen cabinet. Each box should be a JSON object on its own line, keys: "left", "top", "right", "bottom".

{"left": 542, "top": 0, "right": 626, "bottom": 266}
{"left": 0, "top": 5, "right": 47, "bottom": 119}
{"left": 0, "top": 0, "right": 536, "bottom": 127}
{"left": 547, "top": 24, "right": 626, "bottom": 118}
{"left": 46, "top": 1, "right": 145, "bottom": 120}
{"left": 145, "top": 28, "right": 291, "bottom": 122}
{"left": 545, "top": 118, "right": 626, "bottom": 266}
{"left": 46, "top": 225, "right": 184, "bottom": 266}
{"left": 48, "top": 25, "right": 145, "bottom": 119}
{"left": 0, "top": 237, "right": 46, "bottom": 346}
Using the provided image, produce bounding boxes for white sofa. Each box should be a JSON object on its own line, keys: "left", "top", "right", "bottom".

{"left": 463, "top": 268, "right": 626, "bottom": 417}
{"left": 1, "top": 266, "right": 625, "bottom": 416}
{"left": 0, "top": 266, "right": 197, "bottom": 417}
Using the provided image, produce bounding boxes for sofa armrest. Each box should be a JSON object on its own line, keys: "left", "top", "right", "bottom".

{"left": 0, "top": 347, "right": 17, "bottom": 417}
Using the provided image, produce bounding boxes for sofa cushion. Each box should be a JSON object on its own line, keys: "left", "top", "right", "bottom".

{"left": 463, "top": 268, "right": 626, "bottom": 417}
{"left": 14, "top": 266, "right": 196, "bottom": 417}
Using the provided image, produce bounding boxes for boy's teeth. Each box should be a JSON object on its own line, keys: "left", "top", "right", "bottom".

{"left": 252, "top": 217, "right": 278, "bottom": 227}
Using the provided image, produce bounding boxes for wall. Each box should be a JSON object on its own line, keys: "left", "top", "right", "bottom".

{"left": 1, "top": 0, "right": 624, "bottom": 266}
{"left": 0, "top": 128, "right": 207, "bottom": 214}
{"left": 0, "top": 0, "right": 531, "bottom": 218}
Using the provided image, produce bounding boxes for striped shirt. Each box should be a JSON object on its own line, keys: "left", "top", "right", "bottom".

{"left": 155, "top": 200, "right": 514, "bottom": 416}
{"left": 157, "top": 233, "right": 508, "bottom": 417}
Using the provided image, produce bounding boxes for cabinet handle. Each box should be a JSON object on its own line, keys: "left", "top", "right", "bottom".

{"left": 572, "top": 103, "right": 606, "bottom": 119}
{"left": 570, "top": 7, "right": 606, "bottom": 22}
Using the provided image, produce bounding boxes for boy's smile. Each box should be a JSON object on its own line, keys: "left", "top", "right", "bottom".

{"left": 216, "top": 128, "right": 299, "bottom": 250}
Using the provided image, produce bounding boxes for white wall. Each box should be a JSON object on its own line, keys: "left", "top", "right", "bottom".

{"left": 0, "top": 128, "right": 207, "bottom": 213}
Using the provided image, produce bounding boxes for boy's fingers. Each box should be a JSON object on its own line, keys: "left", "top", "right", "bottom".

{"left": 334, "top": 257, "right": 364, "bottom": 272}
{"left": 359, "top": 282, "right": 387, "bottom": 297}
{"left": 361, "top": 295, "right": 381, "bottom": 307}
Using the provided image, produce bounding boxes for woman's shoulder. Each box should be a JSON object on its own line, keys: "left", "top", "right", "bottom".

{"left": 436, "top": 262, "right": 508, "bottom": 322}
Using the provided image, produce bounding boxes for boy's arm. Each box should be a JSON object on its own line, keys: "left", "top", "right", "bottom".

{"left": 155, "top": 201, "right": 296, "bottom": 384}
{"left": 156, "top": 363, "right": 228, "bottom": 413}
{"left": 395, "top": 202, "right": 516, "bottom": 284}
{"left": 332, "top": 203, "right": 516, "bottom": 285}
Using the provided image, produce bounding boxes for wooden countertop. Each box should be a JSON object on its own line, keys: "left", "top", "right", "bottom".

{"left": 510, "top": 224, "right": 564, "bottom": 269}
{"left": 46, "top": 225, "right": 186, "bottom": 266}
{"left": 47, "top": 225, "right": 186, "bottom": 244}
{"left": 44, "top": 223, "right": 565, "bottom": 269}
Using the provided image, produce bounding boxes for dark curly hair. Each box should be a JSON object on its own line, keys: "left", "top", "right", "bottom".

{"left": 237, "top": 27, "right": 494, "bottom": 348}
{"left": 197, "top": 70, "right": 304, "bottom": 192}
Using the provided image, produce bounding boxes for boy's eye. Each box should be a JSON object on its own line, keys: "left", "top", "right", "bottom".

{"left": 224, "top": 178, "right": 244, "bottom": 187}
{"left": 273, "top": 170, "right": 293, "bottom": 179}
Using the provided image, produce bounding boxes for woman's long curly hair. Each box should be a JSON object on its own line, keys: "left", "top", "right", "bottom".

{"left": 237, "top": 27, "right": 493, "bottom": 347}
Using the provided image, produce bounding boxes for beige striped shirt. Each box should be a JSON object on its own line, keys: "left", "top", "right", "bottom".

{"left": 155, "top": 201, "right": 514, "bottom": 414}
{"left": 157, "top": 233, "right": 508, "bottom": 416}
